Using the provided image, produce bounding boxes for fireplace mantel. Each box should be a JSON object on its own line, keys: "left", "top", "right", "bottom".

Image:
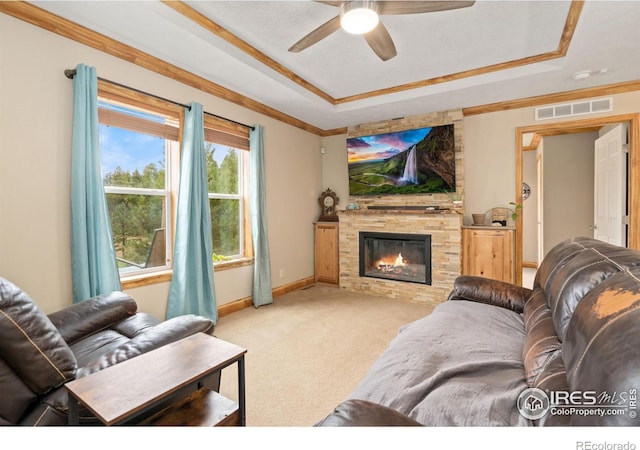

{"left": 337, "top": 209, "right": 462, "bottom": 305}
{"left": 339, "top": 208, "right": 462, "bottom": 216}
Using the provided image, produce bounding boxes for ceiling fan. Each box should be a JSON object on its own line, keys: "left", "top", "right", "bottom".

{"left": 289, "top": 1, "right": 476, "bottom": 61}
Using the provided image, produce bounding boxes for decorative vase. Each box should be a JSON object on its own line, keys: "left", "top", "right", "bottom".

{"left": 472, "top": 213, "right": 486, "bottom": 226}
{"left": 452, "top": 200, "right": 463, "bottom": 209}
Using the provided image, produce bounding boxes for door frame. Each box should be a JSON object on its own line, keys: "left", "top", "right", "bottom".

{"left": 515, "top": 113, "right": 640, "bottom": 286}
{"left": 536, "top": 152, "right": 543, "bottom": 265}
{"left": 594, "top": 124, "right": 628, "bottom": 246}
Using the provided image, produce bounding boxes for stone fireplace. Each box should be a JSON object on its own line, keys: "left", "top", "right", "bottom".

{"left": 337, "top": 109, "right": 464, "bottom": 305}
{"left": 338, "top": 209, "right": 462, "bottom": 305}
{"left": 359, "top": 231, "right": 432, "bottom": 285}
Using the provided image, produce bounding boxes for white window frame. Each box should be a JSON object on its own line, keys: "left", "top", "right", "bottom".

{"left": 206, "top": 144, "right": 246, "bottom": 261}
{"left": 98, "top": 98, "right": 179, "bottom": 277}
{"left": 103, "top": 171, "right": 174, "bottom": 275}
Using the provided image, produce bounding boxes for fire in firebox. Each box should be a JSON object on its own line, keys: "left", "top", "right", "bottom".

{"left": 376, "top": 253, "right": 406, "bottom": 271}
{"left": 359, "top": 231, "right": 432, "bottom": 285}
{"left": 374, "top": 253, "right": 420, "bottom": 278}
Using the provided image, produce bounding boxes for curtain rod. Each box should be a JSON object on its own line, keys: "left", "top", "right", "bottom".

{"left": 64, "top": 69, "right": 255, "bottom": 131}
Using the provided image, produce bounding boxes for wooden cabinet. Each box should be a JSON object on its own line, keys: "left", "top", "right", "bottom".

{"left": 315, "top": 222, "right": 339, "bottom": 284}
{"left": 462, "top": 226, "right": 515, "bottom": 283}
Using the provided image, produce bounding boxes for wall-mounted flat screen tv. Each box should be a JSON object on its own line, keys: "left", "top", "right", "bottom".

{"left": 347, "top": 124, "right": 456, "bottom": 196}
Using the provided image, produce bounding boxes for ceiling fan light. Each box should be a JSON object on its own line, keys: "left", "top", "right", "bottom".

{"left": 341, "top": 1, "right": 379, "bottom": 35}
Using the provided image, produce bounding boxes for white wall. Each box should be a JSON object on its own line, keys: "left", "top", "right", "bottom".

{"left": 0, "top": 14, "right": 322, "bottom": 317}
{"left": 320, "top": 134, "right": 349, "bottom": 206}
{"left": 542, "top": 132, "right": 597, "bottom": 253}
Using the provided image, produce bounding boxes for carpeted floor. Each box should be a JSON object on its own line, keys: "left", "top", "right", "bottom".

{"left": 213, "top": 283, "right": 434, "bottom": 427}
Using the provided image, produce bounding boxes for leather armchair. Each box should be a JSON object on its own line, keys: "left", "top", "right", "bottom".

{"left": 0, "top": 277, "right": 215, "bottom": 425}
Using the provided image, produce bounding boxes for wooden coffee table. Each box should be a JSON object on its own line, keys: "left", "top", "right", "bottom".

{"left": 65, "top": 333, "right": 247, "bottom": 426}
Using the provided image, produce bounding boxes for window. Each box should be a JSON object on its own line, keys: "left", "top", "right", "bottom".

{"left": 206, "top": 143, "right": 243, "bottom": 260}
{"left": 204, "top": 116, "right": 252, "bottom": 263}
{"left": 97, "top": 81, "right": 253, "bottom": 282}
{"left": 98, "top": 99, "right": 179, "bottom": 275}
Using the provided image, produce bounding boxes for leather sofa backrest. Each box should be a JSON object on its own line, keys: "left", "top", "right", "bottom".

{"left": 546, "top": 247, "right": 628, "bottom": 341}
{"left": 0, "top": 278, "right": 77, "bottom": 425}
{"left": 533, "top": 238, "right": 587, "bottom": 291}
{"left": 562, "top": 268, "right": 640, "bottom": 425}
{"left": 527, "top": 238, "right": 640, "bottom": 425}
{"left": 535, "top": 237, "right": 640, "bottom": 340}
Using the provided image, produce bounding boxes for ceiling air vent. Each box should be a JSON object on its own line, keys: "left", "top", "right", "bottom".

{"left": 535, "top": 97, "right": 613, "bottom": 120}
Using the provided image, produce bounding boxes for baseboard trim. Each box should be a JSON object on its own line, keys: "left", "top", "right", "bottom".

{"left": 218, "top": 297, "right": 253, "bottom": 318}
{"left": 272, "top": 276, "right": 316, "bottom": 297}
{"left": 217, "top": 276, "right": 316, "bottom": 318}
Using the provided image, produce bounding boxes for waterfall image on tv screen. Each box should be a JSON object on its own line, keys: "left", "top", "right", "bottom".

{"left": 347, "top": 124, "right": 456, "bottom": 196}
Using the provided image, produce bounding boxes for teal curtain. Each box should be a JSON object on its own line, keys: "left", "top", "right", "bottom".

{"left": 70, "top": 63, "right": 121, "bottom": 303}
{"left": 167, "top": 103, "right": 217, "bottom": 322}
{"left": 250, "top": 125, "right": 273, "bottom": 307}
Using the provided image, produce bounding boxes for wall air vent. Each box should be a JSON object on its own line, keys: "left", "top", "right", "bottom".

{"left": 535, "top": 97, "right": 613, "bottom": 121}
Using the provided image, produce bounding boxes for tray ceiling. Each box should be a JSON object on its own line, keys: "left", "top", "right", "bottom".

{"left": 22, "top": 1, "right": 640, "bottom": 132}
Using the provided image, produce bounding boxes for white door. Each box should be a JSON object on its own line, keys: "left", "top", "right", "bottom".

{"left": 594, "top": 124, "right": 627, "bottom": 246}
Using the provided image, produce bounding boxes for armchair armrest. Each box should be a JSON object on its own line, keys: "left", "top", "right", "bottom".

{"left": 315, "top": 399, "right": 422, "bottom": 427}
{"left": 47, "top": 292, "right": 137, "bottom": 345}
{"left": 76, "top": 316, "right": 214, "bottom": 377}
{"left": 447, "top": 275, "right": 532, "bottom": 313}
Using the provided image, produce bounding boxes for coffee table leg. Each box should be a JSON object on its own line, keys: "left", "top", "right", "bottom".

{"left": 238, "top": 355, "right": 246, "bottom": 426}
{"left": 68, "top": 395, "right": 79, "bottom": 425}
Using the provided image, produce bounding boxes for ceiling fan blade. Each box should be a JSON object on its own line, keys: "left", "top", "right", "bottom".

{"left": 288, "top": 15, "right": 342, "bottom": 52}
{"left": 363, "top": 21, "right": 397, "bottom": 61}
{"left": 378, "top": 1, "right": 475, "bottom": 15}
{"left": 313, "top": 1, "right": 343, "bottom": 6}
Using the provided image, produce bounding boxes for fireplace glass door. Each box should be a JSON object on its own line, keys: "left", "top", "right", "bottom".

{"left": 359, "top": 232, "right": 431, "bottom": 285}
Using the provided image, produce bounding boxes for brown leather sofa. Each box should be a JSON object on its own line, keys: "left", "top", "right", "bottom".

{"left": 316, "top": 237, "right": 640, "bottom": 426}
{"left": 0, "top": 277, "right": 216, "bottom": 425}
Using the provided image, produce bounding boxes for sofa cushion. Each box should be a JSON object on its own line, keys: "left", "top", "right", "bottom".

{"left": 69, "top": 329, "right": 131, "bottom": 368}
{"left": 522, "top": 289, "right": 562, "bottom": 387}
{"left": 348, "top": 300, "right": 530, "bottom": 426}
{"left": 531, "top": 353, "right": 572, "bottom": 426}
{"left": 70, "top": 313, "right": 161, "bottom": 368}
{"left": 112, "top": 312, "right": 161, "bottom": 338}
